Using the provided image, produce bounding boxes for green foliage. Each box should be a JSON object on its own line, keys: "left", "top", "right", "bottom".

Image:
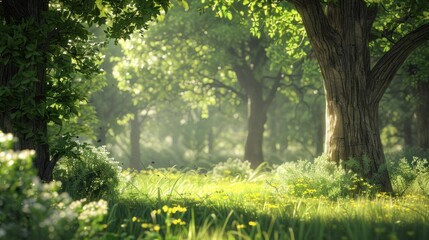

{"left": 387, "top": 149, "right": 429, "bottom": 195}
{"left": 211, "top": 158, "right": 254, "bottom": 180}
{"left": 0, "top": 132, "right": 108, "bottom": 240}
{"left": 272, "top": 156, "right": 376, "bottom": 199}
{"left": 0, "top": 0, "right": 170, "bottom": 180}
{"left": 54, "top": 145, "right": 121, "bottom": 201}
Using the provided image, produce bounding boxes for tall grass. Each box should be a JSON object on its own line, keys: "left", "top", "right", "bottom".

{"left": 105, "top": 164, "right": 429, "bottom": 239}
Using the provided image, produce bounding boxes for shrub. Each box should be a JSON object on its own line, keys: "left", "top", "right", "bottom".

{"left": 0, "top": 131, "right": 108, "bottom": 240}
{"left": 210, "top": 158, "right": 255, "bottom": 181}
{"left": 54, "top": 144, "right": 121, "bottom": 201}
{"left": 388, "top": 156, "right": 429, "bottom": 195}
{"left": 271, "top": 156, "right": 375, "bottom": 199}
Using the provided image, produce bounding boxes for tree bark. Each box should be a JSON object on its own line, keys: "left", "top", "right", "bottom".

{"left": 415, "top": 81, "right": 429, "bottom": 149}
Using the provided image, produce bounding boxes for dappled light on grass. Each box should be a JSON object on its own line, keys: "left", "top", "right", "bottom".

{"left": 106, "top": 165, "right": 429, "bottom": 239}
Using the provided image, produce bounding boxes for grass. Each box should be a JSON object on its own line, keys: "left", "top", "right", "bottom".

{"left": 103, "top": 168, "right": 429, "bottom": 239}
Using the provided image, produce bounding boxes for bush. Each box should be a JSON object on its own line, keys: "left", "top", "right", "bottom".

{"left": 388, "top": 155, "right": 429, "bottom": 195}
{"left": 0, "top": 131, "right": 108, "bottom": 240}
{"left": 211, "top": 158, "right": 253, "bottom": 180}
{"left": 54, "top": 144, "right": 121, "bottom": 201}
{"left": 271, "top": 156, "right": 375, "bottom": 199}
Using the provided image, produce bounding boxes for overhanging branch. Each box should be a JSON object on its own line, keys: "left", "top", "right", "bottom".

{"left": 369, "top": 23, "right": 429, "bottom": 103}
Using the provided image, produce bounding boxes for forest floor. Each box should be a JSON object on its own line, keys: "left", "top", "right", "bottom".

{"left": 104, "top": 168, "right": 429, "bottom": 240}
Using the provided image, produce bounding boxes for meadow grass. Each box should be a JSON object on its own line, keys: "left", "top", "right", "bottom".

{"left": 104, "top": 168, "right": 429, "bottom": 239}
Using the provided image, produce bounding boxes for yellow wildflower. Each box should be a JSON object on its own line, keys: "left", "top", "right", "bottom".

{"left": 237, "top": 224, "right": 246, "bottom": 229}
{"left": 249, "top": 221, "right": 257, "bottom": 227}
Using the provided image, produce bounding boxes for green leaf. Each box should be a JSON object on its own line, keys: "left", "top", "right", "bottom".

{"left": 226, "top": 12, "right": 233, "bottom": 20}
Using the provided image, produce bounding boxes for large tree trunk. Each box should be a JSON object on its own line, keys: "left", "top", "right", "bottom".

{"left": 130, "top": 112, "right": 143, "bottom": 170}
{"left": 415, "top": 81, "right": 429, "bottom": 149}
{"left": 1, "top": 0, "right": 52, "bottom": 181}
{"left": 291, "top": 0, "right": 429, "bottom": 192}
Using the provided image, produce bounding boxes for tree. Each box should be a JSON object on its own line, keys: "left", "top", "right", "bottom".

{"left": 290, "top": 0, "right": 429, "bottom": 192}
{"left": 133, "top": 1, "right": 313, "bottom": 167}
{"left": 113, "top": 32, "right": 183, "bottom": 169}
{"left": 0, "top": 0, "right": 169, "bottom": 181}
{"left": 211, "top": 0, "right": 429, "bottom": 191}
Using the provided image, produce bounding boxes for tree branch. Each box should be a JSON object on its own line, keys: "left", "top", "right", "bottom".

{"left": 289, "top": 0, "right": 340, "bottom": 51}
{"left": 263, "top": 71, "right": 283, "bottom": 109}
{"left": 369, "top": 23, "right": 429, "bottom": 103}
{"left": 197, "top": 72, "right": 247, "bottom": 101}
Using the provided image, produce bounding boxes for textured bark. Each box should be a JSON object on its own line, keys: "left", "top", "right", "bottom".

{"left": 291, "top": 0, "right": 429, "bottom": 192}
{"left": 415, "top": 81, "right": 429, "bottom": 149}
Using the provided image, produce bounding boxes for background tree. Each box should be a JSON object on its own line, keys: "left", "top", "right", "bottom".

{"left": 133, "top": 1, "right": 314, "bottom": 167}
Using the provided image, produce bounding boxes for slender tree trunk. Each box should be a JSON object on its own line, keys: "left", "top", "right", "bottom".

{"left": 244, "top": 88, "right": 268, "bottom": 167}
{"left": 415, "top": 81, "right": 429, "bottom": 149}
{"left": 268, "top": 110, "right": 279, "bottom": 154}
{"left": 229, "top": 37, "right": 281, "bottom": 168}
{"left": 130, "top": 112, "right": 143, "bottom": 170}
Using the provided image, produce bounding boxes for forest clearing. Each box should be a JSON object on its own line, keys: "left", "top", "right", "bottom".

{"left": 1, "top": 0, "right": 429, "bottom": 239}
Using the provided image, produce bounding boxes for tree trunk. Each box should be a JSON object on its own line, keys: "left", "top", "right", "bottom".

{"left": 293, "top": 0, "right": 429, "bottom": 192}
{"left": 244, "top": 88, "right": 268, "bottom": 167}
{"left": 415, "top": 81, "right": 429, "bottom": 149}
{"left": 130, "top": 112, "right": 143, "bottom": 170}
{"left": 1, "top": 0, "right": 52, "bottom": 181}
{"left": 229, "top": 37, "right": 281, "bottom": 168}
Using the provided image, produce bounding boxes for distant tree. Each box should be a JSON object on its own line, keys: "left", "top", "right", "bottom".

{"left": 112, "top": 32, "right": 183, "bottom": 169}
{"left": 131, "top": 1, "right": 311, "bottom": 167}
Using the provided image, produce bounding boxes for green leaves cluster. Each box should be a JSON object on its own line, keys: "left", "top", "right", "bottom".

{"left": 0, "top": 0, "right": 171, "bottom": 175}
{"left": 54, "top": 145, "right": 122, "bottom": 201}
